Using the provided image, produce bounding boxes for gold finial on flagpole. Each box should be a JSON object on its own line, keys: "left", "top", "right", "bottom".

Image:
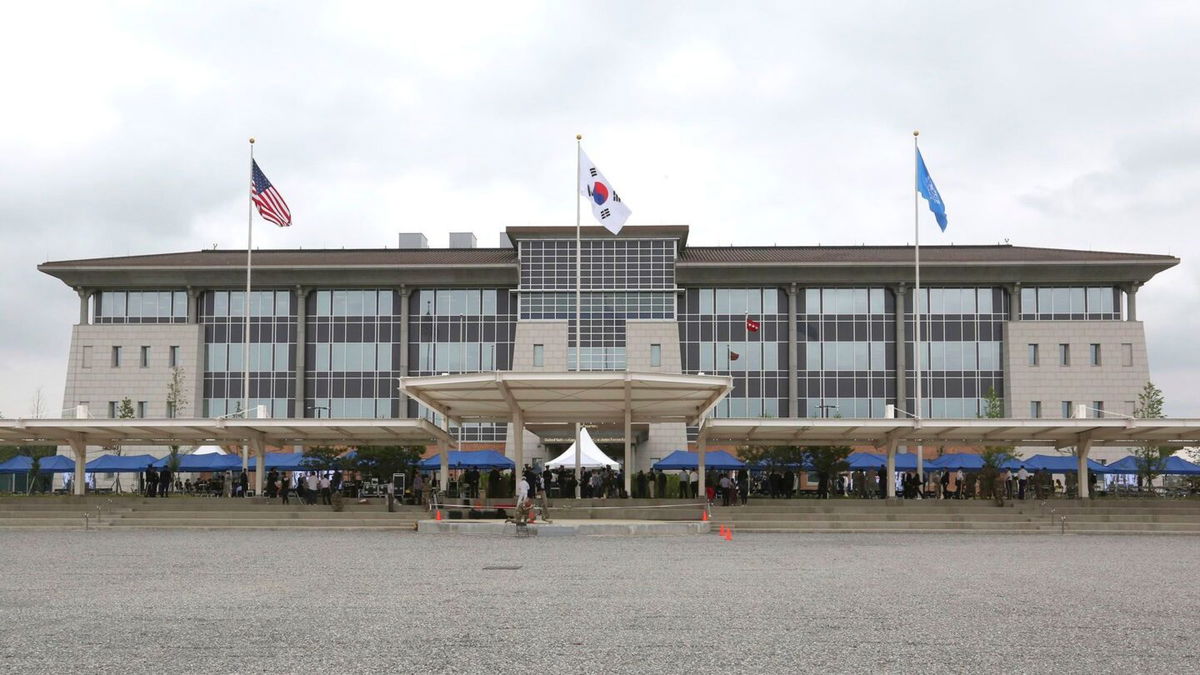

{"left": 249, "top": 137, "right": 256, "bottom": 144}
{"left": 576, "top": 134, "right": 582, "bottom": 140}
{"left": 913, "top": 130, "right": 919, "bottom": 137}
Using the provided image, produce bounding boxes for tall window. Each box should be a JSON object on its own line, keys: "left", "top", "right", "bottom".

{"left": 1030, "top": 401, "right": 1041, "bottom": 418}
{"left": 111, "top": 346, "right": 122, "bottom": 368}
{"left": 169, "top": 346, "right": 180, "bottom": 368}
{"left": 533, "top": 344, "right": 544, "bottom": 367}
{"left": 1092, "top": 401, "right": 1104, "bottom": 419}
{"left": 650, "top": 343, "right": 662, "bottom": 367}
{"left": 107, "top": 401, "right": 118, "bottom": 418}
{"left": 1062, "top": 400, "right": 1073, "bottom": 418}
{"left": 1028, "top": 344, "right": 1039, "bottom": 366}
{"left": 1121, "top": 343, "right": 1133, "bottom": 367}
{"left": 137, "top": 401, "right": 148, "bottom": 418}
{"left": 1058, "top": 344, "right": 1070, "bottom": 366}
{"left": 140, "top": 346, "right": 150, "bottom": 368}
{"left": 166, "top": 401, "right": 176, "bottom": 419}
{"left": 1089, "top": 343, "right": 1101, "bottom": 366}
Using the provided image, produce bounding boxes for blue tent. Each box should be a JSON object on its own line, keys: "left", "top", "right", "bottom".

{"left": 0, "top": 455, "right": 76, "bottom": 474}
{"left": 1103, "top": 454, "right": 1200, "bottom": 476}
{"left": 846, "top": 452, "right": 887, "bottom": 470}
{"left": 417, "top": 450, "right": 515, "bottom": 470}
{"left": 652, "top": 450, "right": 746, "bottom": 471}
{"left": 151, "top": 453, "right": 243, "bottom": 472}
{"left": 926, "top": 453, "right": 1024, "bottom": 471}
{"left": 1020, "top": 454, "right": 1110, "bottom": 473}
{"left": 86, "top": 454, "right": 158, "bottom": 473}
{"left": 249, "top": 453, "right": 311, "bottom": 471}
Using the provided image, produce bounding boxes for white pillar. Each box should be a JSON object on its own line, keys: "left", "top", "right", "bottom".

{"left": 512, "top": 409, "right": 524, "bottom": 487}
{"left": 885, "top": 441, "right": 897, "bottom": 498}
{"left": 697, "top": 434, "right": 707, "bottom": 502}
{"left": 439, "top": 442, "right": 450, "bottom": 496}
{"left": 624, "top": 405, "right": 632, "bottom": 498}
{"left": 251, "top": 438, "right": 266, "bottom": 498}
{"left": 1076, "top": 438, "right": 1092, "bottom": 499}
{"left": 68, "top": 438, "right": 87, "bottom": 496}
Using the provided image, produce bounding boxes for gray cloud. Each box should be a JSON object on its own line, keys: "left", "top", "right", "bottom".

{"left": 2, "top": 1, "right": 1198, "bottom": 415}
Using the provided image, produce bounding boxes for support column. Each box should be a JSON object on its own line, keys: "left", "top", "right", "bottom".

{"left": 1126, "top": 283, "right": 1140, "bottom": 321}
{"left": 893, "top": 284, "right": 907, "bottom": 415}
{"left": 440, "top": 438, "right": 450, "bottom": 497}
{"left": 624, "top": 403, "right": 632, "bottom": 498}
{"left": 512, "top": 409, "right": 524, "bottom": 487}
{"left": 398, "top": 286, "right": 411, "bottom": 419}
{"left": 885, "top": 440, "right": 898, "bottom": 499}
{"left": 1009, "top": 283, "right": 1021, "bottom": 320}
{"left": 68, "top": 437, "right": 87, "bottom": 496}
{"left": 75, "top": 288, "right": 90, "bottom": 325}
{"left": 697, "top": 431, "right": 707, "bottom": 502}
{"left": 187, "top": 287, "right": 200, "bottom": 324}
{"left": 1076, "top": 437, "right": 1093, "bottom": 499}
{"left": 251, "top": 437, "right": 266, "bottom": 497}
{"left": 787, "top": 284, "right": 799, "bottom": 418}
{"left": 294, "top": 286, "right": 307, "bottom": 419}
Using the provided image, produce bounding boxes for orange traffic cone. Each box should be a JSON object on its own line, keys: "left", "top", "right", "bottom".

{"left": 718, "top": 524, "right": 727, "bottom": 536}
{"left": 435, "top": 510, "right": 442, "bottom": 521}
{"left": 723, "top": 528, "right": 733, "bottom": 541}
{"left": 701, "top": 510, "right": 709, "bottom": 522}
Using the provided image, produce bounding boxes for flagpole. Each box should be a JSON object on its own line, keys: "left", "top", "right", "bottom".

{"left": 913, "top": 130, "right": 924, "bottom": 488}
{"left": 243, "top": 138, "right": 254, "bottom": 474}
{"left": 574, "top": 134, "right": 582, "bottom": 499}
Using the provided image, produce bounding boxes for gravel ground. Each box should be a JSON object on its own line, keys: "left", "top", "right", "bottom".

{"left": 0, "top": 531, "right": 1196, "bottom": 674}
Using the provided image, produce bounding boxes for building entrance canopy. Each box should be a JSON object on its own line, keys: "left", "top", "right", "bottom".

{"left": 398, "top": 372, "right": 731, "bottom": 426}
{"left": 398, "top": 371, "right": 732, "bottom": 495}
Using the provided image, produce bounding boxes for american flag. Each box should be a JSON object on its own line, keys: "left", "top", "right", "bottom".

{"left": 250, "top": 160, "right": 292, "bottom": 227}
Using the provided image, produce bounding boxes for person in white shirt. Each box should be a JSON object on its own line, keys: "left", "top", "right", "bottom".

{"left": 955, "top": 469, "right": 965, "bottom": 499}
{"left": 1017, "top": 466, "right": 1030, "bottom": 500}
{"left": 319, "top": 475, "right": 332, "bottom": 505}
{"left": 679, "top": 469, "right": 691, "bottom": 498}
{"left": 516, "top": 476, "right": 530, "bottom": 505}
{"left": 306, "top": 472, "right": 319, "bottom": 505}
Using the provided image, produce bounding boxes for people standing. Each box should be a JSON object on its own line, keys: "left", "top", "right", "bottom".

{"left": 939, "top": 470, "right": 950, "bottom": 500}
{"left": 877, "top": 466, "right": 887, "bottom": 499}
{"left": 158, "top": 467, "right": 171, "bottom": 498}
{"left": 955, "top": 469, "right": 965, "bottom": 499}
{"left": 1017, "top": 465, "right": 1029, "bottom": 500}
{"left": 305, "top": 472, "right": 319, "bottom": 505}
{"left": 412, "top": 472, "right": 425, "bottom": 505}
{"left": 678, "top": 469, "right": 690, "bottom": 498}
{"left": 319, "top": 474, "right": 332, "bottom": 505}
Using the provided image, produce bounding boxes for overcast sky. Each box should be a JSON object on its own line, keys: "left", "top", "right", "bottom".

{"left": 2, "top": 1, "right": 1198, "bottom": 418}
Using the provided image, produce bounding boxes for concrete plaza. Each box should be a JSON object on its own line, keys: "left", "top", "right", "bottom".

{"left": 0, "top": 531, "right": 1195, "bottom": 673}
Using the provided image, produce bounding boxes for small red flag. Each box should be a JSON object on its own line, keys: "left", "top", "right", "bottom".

{"left": 729, "top": 350, "right": 740, "bottom": 361}
{"left": 745, "top": 317, "right": 760, "bottom": 332}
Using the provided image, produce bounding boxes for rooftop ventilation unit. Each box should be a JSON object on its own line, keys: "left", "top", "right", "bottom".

{"left": 398, "top": 233, "right": 429, "bottom": 249}
{"left": 449, "top": 232, "right": 477, "bottom": 248}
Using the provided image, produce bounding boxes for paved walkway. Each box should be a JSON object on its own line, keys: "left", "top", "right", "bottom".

{"left": 2, "top": 531, "right": 1196, "bottom": 673}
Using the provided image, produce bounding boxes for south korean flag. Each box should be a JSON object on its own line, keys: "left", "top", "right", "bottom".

{"left": 578, "top": 148, "right": 632, "bottom": 234}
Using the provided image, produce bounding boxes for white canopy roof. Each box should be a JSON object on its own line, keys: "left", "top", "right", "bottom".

{"left": 191, "top": 445, "right": 226, "bottom": 455}
{"left": 398, "top": 371, "right": 731, "bottom": 426}
{"left": 546, "top": 427, "right": 620, "bottom": 469}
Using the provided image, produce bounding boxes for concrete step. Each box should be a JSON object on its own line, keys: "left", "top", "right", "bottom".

{"left": 102, "top": 518, "right": 418, "bottom": 528}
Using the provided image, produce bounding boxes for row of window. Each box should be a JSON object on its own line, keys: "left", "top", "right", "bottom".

{"left": 1021, "top": 287, "right": 1119, "bottom": 318}
{"left": 204, "top": 291, "right": 294, "bottom": 318}
{"left": 530, "top": 343, "right": 664, "bottom": 368}
{"left": 1028, "top": 342, "right": 1133, "bottom": 367}
{"left": 97, "top": 291, "right": 188, "bottom": 322}
{"left": 1029, "top": 400, "right": 1118, "bottom": 419}
{"left": 413, "top": 342, "right": 500, "bottom": 372}
{"left": 206, "top": 343, "right": 291, "bottom": 372}
{"left": 83, "top": 345, "right": 182, "bottom": 369}
{"left": 314, "top": 290, "right": 396, "bottom": 317}
{"left": 694, "top": 288, "right": 785, "bottom": 316}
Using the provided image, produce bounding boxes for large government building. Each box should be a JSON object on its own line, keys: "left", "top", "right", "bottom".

{"left": 40, "top": 225, "right": 1178, "bottom": 467}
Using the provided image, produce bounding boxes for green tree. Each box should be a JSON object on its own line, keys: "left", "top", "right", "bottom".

{"left": 804, "top": 445, "right": 852, "bottom": 497}
{"left": 341, "top": 446, "right": 423, "bottom": 483}
{"left": 738, "top": 445, "right": 806, "bottom": 471}
{"left": 978, "top": 387, "right": 1016, "bottom": 503}
{"left": 301, "top": 446, "right": 344, "bottom": 473}
{"left": 1132, "top": 381, "right": 1171, "bottom": 488}
{"left": 165, "top": 367, "right": 189, "bottom": 473}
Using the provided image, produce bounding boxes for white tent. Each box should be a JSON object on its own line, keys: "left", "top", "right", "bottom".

{"left": 545, "top": 427, "right": 621, "bottom": 469}
{"left": 191, "top": 445, "right": 226, "bottom": 455}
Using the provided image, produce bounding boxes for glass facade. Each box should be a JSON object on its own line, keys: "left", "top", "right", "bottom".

{"left": 306, "top": 289, "right": 400, "bottom": 419}
{"left": 519, "top": 239, "right": 676, "bottom": 371}
{"left": 407, "top": 288, "right": 516, "bottom": 440}
{"left": 201, "top": 290, "right": 296, "bottom": 418}
{"left": 799, "top": 288, "right": 893, "bottom": 418}
{"left": 96, "top": 290, "right": 187, "bottom": 324}
{"left": 1020, "top": 286, "right": 1122, "bottom": 320}
{"left": 679, "top": 288, "right": 788, "bottom": 417}
{"left": 907, "top": 287, "right": 1006, "bottom": 418}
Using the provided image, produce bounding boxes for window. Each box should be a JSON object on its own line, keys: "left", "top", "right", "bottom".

{"left": 533, "top": 344, "right": 544, "bottom": 367}
{"left": 140, "top": 346, "right": 150, "bottom": 368}
{"left": 1030, "top": 401, "right": 1041, "bottom": 418}
{"left": 166, "top": 401, "right": 176, "bottom": 419}
{"left": 1027, "top": 344, "right": 1039, "bottom": 366}
{"left": 137, "top": 401, "right": 148, "bottom": 418}
{"left": 1092, "top": 401, "right": 1104, "bottom": 419}
{"left": 169, "top": 346, "right": 180, "bottom": 368}
{"left": 107, "top": 401, "right": 118, "bottom": 419}
{"left": 81, "top": 346, "right": 92, "bottom": 369}
{"left": 1121, "top": 343, "right": 1133, "bottom": 367}
{"left": 650, "top": 343, "right": 662, "bottom": 367}
{"left": 1058, "top": 344, "right": 1070, "bottom": 366}
{"left": 1089, "top": 343, "right": 1101, "bottom": 366}
{"left": 1062, "top": 401, "right": 1073, "bottom": 418}
{"left": 111, "top": 346, "right": 122, "bottom": 367}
